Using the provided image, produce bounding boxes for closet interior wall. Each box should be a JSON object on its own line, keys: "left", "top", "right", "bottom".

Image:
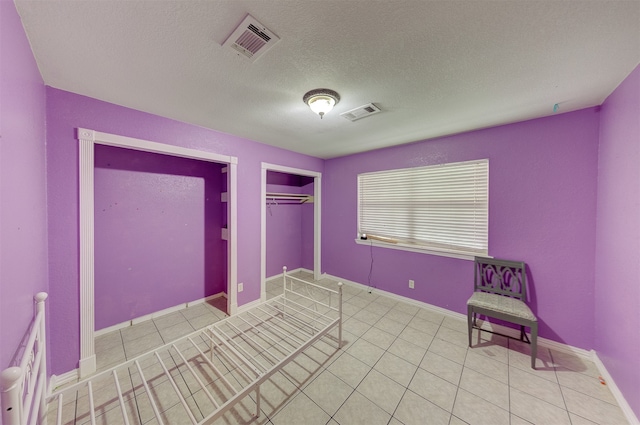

{"left": 266, "top": 170, "right": 314, "bottom": 278}
{"left": 94, "top": 145, "right": 227, "bottom": 331}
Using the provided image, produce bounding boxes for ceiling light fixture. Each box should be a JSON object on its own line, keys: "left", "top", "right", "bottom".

{"left": 303, "top": 89, "right": 340, "bottom": 119}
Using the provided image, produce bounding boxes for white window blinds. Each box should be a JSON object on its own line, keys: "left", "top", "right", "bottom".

{"left": 358, "top": 159, "right": 488, "bottom": 256}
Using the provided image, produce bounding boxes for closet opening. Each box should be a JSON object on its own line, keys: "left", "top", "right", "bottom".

{"left": 93, "top": 145, "right": 227, "bottom": 334}
{"left": 260, "top": 163, "right": 321, "bottom": 302}
{"left": 78, "top": 128, "right": 238, "bottom": 377}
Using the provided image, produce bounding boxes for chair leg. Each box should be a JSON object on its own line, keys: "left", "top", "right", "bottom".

{"left": 467, "top": 306, "right": 473, "bottom": 347}
{"left": 530, "top": 322, "right": 538, "bottom": 369}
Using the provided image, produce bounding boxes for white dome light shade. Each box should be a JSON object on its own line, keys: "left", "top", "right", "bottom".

{"left": 303, "top": 89, "right": 340, "bottom": 119}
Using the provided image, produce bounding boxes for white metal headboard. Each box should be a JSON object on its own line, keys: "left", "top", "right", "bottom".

{"left": 1, "top": 292, "right": 48, "bottom": 425}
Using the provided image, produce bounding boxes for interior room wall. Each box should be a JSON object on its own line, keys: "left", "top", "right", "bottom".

{"left": 0, "top": 0, "right": 49, "bottom": 369}
{"left": 323, "top": 108, "right": 600, "bottom": 351}
{"left": 265, "top": 171, "right": 314, "bottom": 277}
{"left": 45, "top": 87, "right": 323, "bottom": 375}
{"left": 594, "top": 64, "right": 640, "bottom": 419}
{"left": 94, "top": 145, "right": 225, "bottom": 330}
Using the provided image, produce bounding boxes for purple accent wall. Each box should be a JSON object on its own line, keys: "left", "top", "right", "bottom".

{"left": 323, "top": 108, "right": 600, "bottom": 350}
{"left": 94, "top": 145, "right": 225, "bottom": 330}
{"left": 595, "top": 64, "right": 640, "bottom": 418}
{"left": 0, "top": 0, "right": 48, "bottom": 369}
{"left": 46, "top": 88, "right": 323, "bottom": 374}
{"left": 266, "top": 172, "right": 314, "bottom": 277}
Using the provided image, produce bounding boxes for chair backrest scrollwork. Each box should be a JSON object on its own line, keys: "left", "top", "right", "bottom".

{"left": 474, "top": 257, "right": 527, "bottom": 301}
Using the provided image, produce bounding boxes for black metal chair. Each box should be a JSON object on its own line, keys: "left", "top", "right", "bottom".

{"left": 467, "top": 257, "right": 538, "bottom": 368}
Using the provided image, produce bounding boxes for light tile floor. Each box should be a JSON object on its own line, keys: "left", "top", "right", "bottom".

{"left": 81, "top": 272, "right": 628, "bottom": 425}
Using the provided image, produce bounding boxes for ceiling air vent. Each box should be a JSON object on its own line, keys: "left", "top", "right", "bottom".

{"left": 340, "top": 103, "right": 382, "bottom": 122}
{"left": 223, "top": 14, "right": 280, "bottom": 62}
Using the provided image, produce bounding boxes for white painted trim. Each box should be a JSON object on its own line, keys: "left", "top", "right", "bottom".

{"left": 354, "top": 238, "right": 478, "bottom": 261}
{"left": 228, "top": 162, "right": 238, "bottom": 316}
{"left": 322, "top": 272, "right": 593, "bottom": 359}
{"left": 78, "top": 129, "right": 96, "bottom": 379}
{"left": 265, "top": 267, "right": 313, "bottom": 282}
{"left": 260, "top": 162, "right": 322, "bottom": 306}
{"left": 94, "top": 321, "right": 131, "bottom": 337}
{"left": 314, "top": 176, "right": 322, "bottom": 281}
{"left": 260, "top": 165, "right": 267, "bottom": 303}
{"left": 86, "top": 128, "right": 237, "bottom": 164}
{"left": 94, "top": 292, "right": 226, "bottom": 337}
{"left": 77, "top": 127, "right": 238, "bottom": 377}
{"left": 237, "top": 298, "right": 263, "bottom": 314}
{"left": 592, "top": 350, "right": 640, "bottom": 425}
{"left": 49, "top": 369, "right": 79, "bottom": 393}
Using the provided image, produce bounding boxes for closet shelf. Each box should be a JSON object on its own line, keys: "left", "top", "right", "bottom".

{"left": 266, "top": 192, "right": 314, "bottom": 204}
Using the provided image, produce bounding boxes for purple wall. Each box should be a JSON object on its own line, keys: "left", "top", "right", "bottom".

{"left": 94, "top": 145, "right": 225, "bottom": 330}
{"left": 266, "top": 172, "right": 314, "bottom": 277}
{"left": 0, "top": 0, "right": 48, "bottom": 369}
{"left": 323, "top": 108, "right": 600, "bottom": 350}
{"left": 595, "top": 64, "right": 640, "bottom": 418}
{"left": 46, "top": 88, "right": 323, "bottom": 374}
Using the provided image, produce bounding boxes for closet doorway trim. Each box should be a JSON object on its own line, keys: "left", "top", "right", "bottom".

{"left": 78, "top": 128, "right": 238, "bottom": 378}
{"left": 260, "top": 163, "right": 321, "bottom": 302}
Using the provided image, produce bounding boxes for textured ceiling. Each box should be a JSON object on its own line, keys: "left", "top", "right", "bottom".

{"left": 15, "top": 0, "right": 640, "bottom": 159}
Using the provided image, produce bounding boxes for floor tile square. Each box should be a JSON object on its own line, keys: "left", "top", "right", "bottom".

{"left": 387, "top": 338, "right": 427, "bottom": 366}
{"left": 360, "top": 326, "right": 396, "bottom": 350}
{"left": 452, "top": 389, "right": 510, "bottom": 425}
{"left": 508, "top": 366, "right": 564, "bottom": 408}
{"left": 374, "top": 351, "right": 418, "bottom": 387}
{"left": 333, "top": 391, "right": 391, "bottom": 425}
{"left": 408, "top": 368, "right": 457, "bottom": 412}
{"left": 415, "top": 308, "right": 446, "bottom": 325}
{"left": 510, "top": 387, "right": 571, "bottom": 425}
{"left": 435, "top": 326, "right": 469, "bottom": 348}
{"left": 464, "top": 350, "right": 508, "bottom": 383}
{"left": 398, "top": 326, "right": 434, "bottom": 349}
{"left": 427, "top": 337, "right": 468, "bottom": 365}
{"left": 121, "top": 320, "right": 158, "bottom": 342}
{"left": 302, "top": 370, "right": 353, "bottom": 416}
{"left": 327, "top": 352, "right": 371, "bottom": 388}
{"left": 420, "top": 351, "right": 463, "bottom": 385}
{"left": 393, "top": 389, "right": 450, "bottom": 425}
{"left": 374, "top": 316, "right": 407, "bottom": 335}
{"left": 270, "top": 392, "right": 330, "bottom": 425}
{"left": 407, "top": 316, "right": 441, "bottom": 335}
{"left": 356, "top": 369, "right": 405, "bottom": 414}
{"left": 345, "top": 338, "right": 385, "bottom": 367}
{"left": 459, "top": 367, "right": 509, "bottom": 408}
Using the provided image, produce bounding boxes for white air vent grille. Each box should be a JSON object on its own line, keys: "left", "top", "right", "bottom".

{"left": 223, "top": 15, "right": 280, "bottom": 62}
{"left": 340, "top": 103, "right": 382, "bottom": 122}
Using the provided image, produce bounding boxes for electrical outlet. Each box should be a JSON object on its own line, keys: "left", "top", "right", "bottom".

{"left": 238, "top": 282, "right": 244, "bottom": 292}
{"left": 409, "top": 279, "right": 415, "bottom": 289}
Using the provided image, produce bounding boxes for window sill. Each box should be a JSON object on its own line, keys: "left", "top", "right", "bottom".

{"left": 354, "top": 238, "right": 487, "bottom": 261}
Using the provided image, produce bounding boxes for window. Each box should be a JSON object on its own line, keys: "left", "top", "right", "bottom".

{"left": 357, "top": 159, "right": 488, "bottom": 258}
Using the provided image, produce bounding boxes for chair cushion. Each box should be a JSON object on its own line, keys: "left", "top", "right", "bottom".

{"left": 467, "top": 292, "right": 537, "bottom": 322}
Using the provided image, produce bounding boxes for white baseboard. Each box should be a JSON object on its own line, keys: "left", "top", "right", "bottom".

{"left": 237, "top": 298, "right": 263, "bottom": 314}
{"left": 95, "top": 292, "right": 226, "bottom": 337}
{"left": 591, "top": 350, "right": 640, "bottom": 425}
{"left": 322, "top": 272, "right": 591, "bottom": 359}
{"left": 266, "top": 267, "right": 313, "bottom": 282}
{"left": 49, "top": 369, "right": 78, "bottom": 393}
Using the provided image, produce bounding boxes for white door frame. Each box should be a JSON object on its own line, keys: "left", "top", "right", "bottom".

{"left": 77, "top": 128, "right": 238, "bottom": 377}
{"left": 260, "top": 162, "right": 321, "bottom": 302}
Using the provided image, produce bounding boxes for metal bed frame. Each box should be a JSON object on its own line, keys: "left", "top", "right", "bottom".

{"left": 2, "top": 268, "right": 343, "bottom": 425}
